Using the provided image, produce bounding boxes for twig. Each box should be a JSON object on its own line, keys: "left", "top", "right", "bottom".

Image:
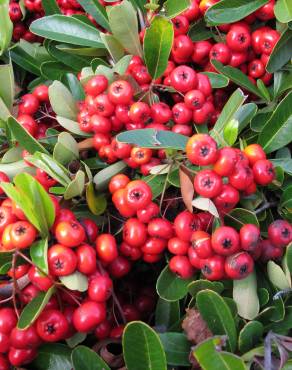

{"left": 255, "top": 201, "right": 278, "bottom": 215}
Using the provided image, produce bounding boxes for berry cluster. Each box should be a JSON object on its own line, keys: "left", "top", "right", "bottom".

{"left": 165, "top": 0, "right": 278, "bottom": 87}
{"left": 187, "top": 134, "right": 276, "bottom": 206}
{"left": 0, "top": 180, "right": 158, "bottom": 367}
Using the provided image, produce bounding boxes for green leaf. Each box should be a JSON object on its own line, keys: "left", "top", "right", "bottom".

{"left": 62, "top": 73, "right": 85, "bottom": 101}
{"left": 211, "top": 60, "right": 266, "bottom": 100}
{"left": 0, "top": 61, "right": 14, "bottom": 110}
{"left": 93, "top": 160, "right": 127, "bottom": 191}
{"left": 194, "top": 337, "right": 246, "bottom": 370}
{"left": 7, "top": 116, "right": 48, "bottom": 155}
{"left": 107, "top": 0, "right": 143, "bottom": 58}
{"left": 202, "top": 72, "right": 229, "bottom": 89}
{"left": 197, "top": 290, "right": 237, "bottom": 352}
{"left": 66, "top": 332, "right": 86, "bottom": 348}
{"left": 257, "top": 79, "right": 270, "bottom": 102}
{"left": 0, "top": 97, "right": 11, "bottom": 121}
{"left": 10, "top": 44, "right": 42, "bottom": 75}
{"left": 60, "top": 271, "right": 88, "bottom": 292}
{"left": 46, "top": 41, "right": 90, "bottom": 71}
{"left": 14, "top": 173, "right": 55, "bottom": 235}
{"left": 155, "top": 299, "right": 180, "bottom": 330}
{"left": 188, "top": 18, "right": 214, "bottom": 41}
{"left": 17, "top": 287, "right": 55, "bottom": 329}
{"left": 225, "top": 208, "right": 259, "bottom": 230}
{"left": 267, "top": 29, "right": 292, "bottom": 73}
{"left": 274, "top": 70, "right": 292, "bottom": 98}
{"left": 27, "top": 152, "right": 71, "bottom": 187}
{"left": 143, "top": 174, "right": 167, "bottom": 199}
{"left": 0, "top": 160, "right": 34, "bottom": 179}
{"left": 117, "top": 128, "right": 188, "bottom": 150}
{"left": 144, "top": 16, "right": 174, "bottom": 80}
{"left": 267, "top": 261, "right": 290, "bottom": 290}
{"left": 164, "top": 0, "right": 190, "bottom": 18}
{"left": 233, "top": 271, "right": 260, "bottom": 320}
{"left": 285, "top": 243, "right": 292, "bottom": 277}
{"left": 205, "top": 0, "right": 269, "bottom": 25}
{"left": 64, "top": 170, "right": 85, "bottom": 200}
{"left": 238, "top": 321, "right": 263, "bottom": 354}
{"left": 258, "top": 91, "right": 292, "bottom": 153}
{"left": 55, "top": 116, "right": 91, "bottom": 137}
{"left": 236, "top": 103, "right": 258, "bottom": 133}
{"left": 159, "top": 333, "right": 191, "bottom": 366}
{"left": 53, "top": 132, "right": 79, "bottom": 165}
{"left": 71, "top": 345, "right": 110, "bottom": 370}
{"left": 270, "top": 158, "right": 292, "bottom": 176}
{"left": 188, "top": 279, "right": 224, "bottom": 297}
{"left": 42, "top": 0, "right": 61, "bottom": 14}
{"left": 223, "top": 118, "right": 239, "bottom": 146}
{"left": 86, "top": 182, "right": 107, "bottom": 215}
{"left": 30, "top": 238, "right": 49, "bottom": 275}
{"left": 30, "top": 15, "right": 105, "bottom": 48}
{"left": 76, "top": 0, "right": 110, "bottom": 31}
{"left": 156, "top": 266, "right": 192, "bottom": 302}
{"left": 100, "top": 33, "right": 125, "bottom": 63}
{"left": 49, "top": 81, "right": 78, "bottom": 121}
{"left": 0, "top": 0, "right": 13, "bottom": 55}
{"left": 32, "top": 344, "right": 72, "bottom": 370}
{"left": 123, "top": 321, "right": 167, "bottom": 370}
{"left": 211, "top": 88, "right": 246, "bottom": 142}
{"left": 113, "top": 55, "right": 132, "bottom": 75}
{"left": 275, "top": 1, "right": 292, "bottom": 29}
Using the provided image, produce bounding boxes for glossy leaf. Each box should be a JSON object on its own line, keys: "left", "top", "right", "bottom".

{"left": 30, "top": 238, "right": 49, "bottom": 275}
{"left": 123, "top": 321, "right": 167, "bottom": 370}
{"left": 202, "top": 72, "right": 229, "bottom": 88}
{"left": 64, "top": 170, "right": 85, "bottom": 200}
{"left": 93, "top": 160, "right": 127, "bottom": 191}
{"left": 155, "top": 299, "right": 180, "bottom": 330}
{"left": 188, "top": 279, "right": 224, "bottom": 297}
{"left": 117, "top": 129, "right": 188, "bottom": 150}
{"left": 27, "top": 152, "right": 71, "bottom": 187}
{"left": 86, "top": 182, "right": 107, "bottom": 215}
{"left": 164, "top": 0, "right": 190, "bottom": 18}
{"left": 66, "top": 332, "right": 86, "bottom": 348}
{"left": 188, "top": 18, "right": 213, "bottom": 41}
{"left": 7, "top": 116, "right": 48, "bottom": 155}
{"left": 159, "top": 333, "right": 191, "bottom": 366}
{"left": 14, "top": 173, "right": 56, "bottom": 234}
{"left": 205, "top": 0, "right": 269, "bottom": 25}
{"left": 197, "top": 290, "right": 237, "bottom": 352}
{"left": 0, "top": 0, "right": 13, "bottom": 55}
{"left": 258, "top": 91, "right": 292, "bottom": 153}
{"left": 143, "top": 174, "right": 167, "bottom": 199}
{"left": 32, "top": 344, "right": 72, "bottom": 370}
{"left": 194, "top": 336, "right": 246, "bottom": 370}
{"left": 212, "top": 60, "right": 266, "bottom": 100}
{"left": 18, "top": 287, "right": 55, "bottom": 329}
{"left": 62, "top": 73, "right": 85, "bottom": 101}
{"left": 144, "top": 16, "right": 174, "bottom": 79}
{"left": 0, "top": 97, "right": 10, "bottom": 121}
{"left": 49, "top": 81, "right": 78, "bottom": 121}
{"left": 0, "top": 61, "right": 14, "bottom": 110}
{"left": 267, "top": 29, "right": 292, "bottom": 73}
{"left": 53, "top": 132, "right": 79, "bottom": 165}
{"left": 267, "top": 261, "right": 290, "bottom": 290}
{"left": 30, "top": 15, "right": 105, "bottom": 48}
{"left": 60, "top": 271, "right": 88, "bottom": 292}
{"left": 236, "top": 103, "right": 258, "bottom": 133}
{"left": 42, "top": 0, "right": 61, "bottom": 15}
{"left": 77, "top": 0, "right": 110, "bottom": 31}
{"left": 71, "top": 345, "right": 110, "bottom": 370}
{"left": 56, "top": 116, "right": 91, "bottom": 137}
{"left": 156, "top": 266, "right": 192, "bottom": 302}
{"left": 233, "top": 271, "right": 260, "bottom": 320}
{"left": 100, "top": 33, "right": 125, "bottom": 63}
{"left": 225, "top": 208, "right": 259, "bottom": 230}
{"left": 274, "top": 70, "right": 292, "bottom": 98}
{"left": 0, "top": 160, "right": 34, "bottom": 179}
{"left": 107, "top": 0, "right": 143, "bottom": 58}
{"left": 211, "top": 88, "right": 246, "bottom": 142}
{"left": 223, "top": 119, "right": 239, "bottom": 146}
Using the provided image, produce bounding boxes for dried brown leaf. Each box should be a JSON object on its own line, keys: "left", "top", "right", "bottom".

{"left": 179, "top": 166, "right": 194, "bottom": 213}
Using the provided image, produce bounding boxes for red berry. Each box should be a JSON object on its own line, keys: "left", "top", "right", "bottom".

{"left": 123, "top": 218, "right": 147, "bottom": 247}
{"left": 36, "top": 309, "right": 69, "bottom": 342}
{"left": 201, "top": 255, "right": 225, "bottom": 280}
{"left": 191, "top": 230, "right": 213, "bottom": 259}
{"left": 48, "top": 244, "right": 77, "bottom": 276}
{"left": 170, "top": 65, "right": 197, "bottom": 93}
{"left": 169, "top": 255, "right": 194, "bottom": 279}
{"left": 253, "top": 159, "right": 275, "bottom": 185}
{"left": 73, "top": 301, "right": 106, "bottom": 332}
{"left": 55, "top": 220, "right": 85, "bottom": 247}
{"left": 211, "top": 226, "right": 240, "bottom": 256}
{"left": 225, "top": 252, "right": 254, "bottom": 279}
{"left": 174, "top": 211, "right": 201, "bottom": 242}
{"left": 240, "top": 224, "right": 261, "bottom": 252}
{"left": 186, "top": 134, "right": 218, "bottom": 166}
{"left": 96, "top": 234, "right": 118, "bottom": 263}
{"left": 194, "top": 170, "right": 223, "bottom": 198}
{"left": 124, "top": 180, "right": 152, "bottom": 211}
{"left": 268, "top": 220, "right": 292, "bottom": 248}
